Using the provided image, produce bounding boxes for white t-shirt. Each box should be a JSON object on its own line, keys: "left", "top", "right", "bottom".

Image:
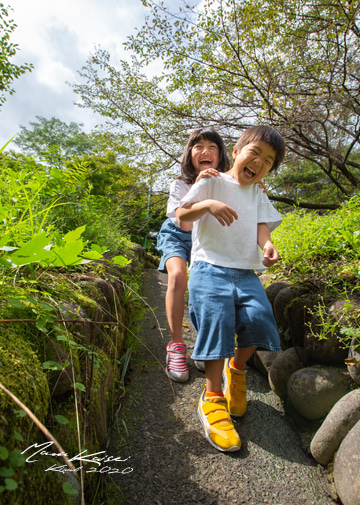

{"left": 166, "top": 179, "right": 192, "bottom": 227}
{"left": 180, "top": 172, "right": 282, "bottom": 271}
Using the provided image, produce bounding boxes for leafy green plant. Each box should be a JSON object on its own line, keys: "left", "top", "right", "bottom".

{"left": 0, "top": 4, "right": 33, "bottom": 107}
{"left": 271, "top": 196, "right": 360, "bottom": 296}
{"left": 0, "top": 158, "right": 62, "bottom": 246}
{"left": 272, "top": 196, "right": 360, "bottom": 265}
{"left": 0, "top": 441, "right": 26, "bottom": 495}
{"left": 0, "top": 132, "right": 151, "bottom": 505}
{"left": 1, "top": 226, "right": 96, "bottom": 268}
{"left": 305, "top": 297, "right": 360, "bottom": 353}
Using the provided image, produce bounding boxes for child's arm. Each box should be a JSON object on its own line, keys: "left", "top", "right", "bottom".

{"left": 175, "top": 206, "right": 193, "bottom": 231}
{"left": 175, "top": 169, "right": 221, "bottom": 231}
{"left": 257, "top": 223, "right": 279, "bottom": 267}
{"left": 177, "top": 200, "right": 238, "bottom": 227}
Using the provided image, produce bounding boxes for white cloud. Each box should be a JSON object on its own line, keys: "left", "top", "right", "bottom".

{"left": 0, "top": 0, "right": 200, "bottom": 150}
{"left": 0, "top": 0, "right": 152, "bottom": 148}
{"left": 36, "top": 61, "right": 75, "bottom": 93}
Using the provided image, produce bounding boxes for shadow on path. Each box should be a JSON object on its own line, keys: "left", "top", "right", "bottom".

{"left": 107, "top": 270, "right": 336, "bottom": 505}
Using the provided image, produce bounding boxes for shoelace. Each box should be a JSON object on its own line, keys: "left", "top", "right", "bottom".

{"left": 167, "top": 344, "right": 187, "bottom": 373}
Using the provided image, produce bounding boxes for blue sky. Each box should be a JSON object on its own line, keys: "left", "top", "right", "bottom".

{"left": 1, "top": 0, "right": 192, "bottom": 150}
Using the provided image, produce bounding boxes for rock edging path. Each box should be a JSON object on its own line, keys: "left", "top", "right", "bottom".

{"left": 108, "top": 269, "right": 336, "bottom": 505}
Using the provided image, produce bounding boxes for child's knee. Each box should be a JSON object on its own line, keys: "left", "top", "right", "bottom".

{"left": 168, "top": 269, "right": 188, "bottom": 292}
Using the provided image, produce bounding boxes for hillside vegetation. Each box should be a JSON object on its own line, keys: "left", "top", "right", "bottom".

{"left": 270, "top": 195, "right": 360, "bottom": 345}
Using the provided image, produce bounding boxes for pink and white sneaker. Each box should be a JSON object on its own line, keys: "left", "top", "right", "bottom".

{"left": 165, "top": 342, "right": 189, "bottom": 382}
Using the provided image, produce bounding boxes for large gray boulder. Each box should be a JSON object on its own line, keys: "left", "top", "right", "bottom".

{"left": 286, "top": 296, "right": 317, "bottom": 348}
{"left": 347, "top": 336, "right": 360, "bottom": 386}
{"left": 310, "top": 389, "right": 360, "bottom": 465}
{"left": 287, "top": 367, "right": 351, "bottom": 420}
{"left": 305, "top": 300, "right": 355, "bottom": 365}
{"left": 268, "top": 347, "right": 306, "bottom": 398}
{"left": 254, "top": 350, "right": 281, "bottom": 376}
{"left": 273, "top": 286, "right": 303, "bottom": 329}
{"left": 265, "top": 281, "right": 291, "bottom": 310}
{"left": 334, "top": 419, "right": 360, "bottom": 505}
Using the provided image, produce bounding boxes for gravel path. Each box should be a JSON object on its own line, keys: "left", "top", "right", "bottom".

{"left": 108, "top": 269, "right": 336, "bottom": 505}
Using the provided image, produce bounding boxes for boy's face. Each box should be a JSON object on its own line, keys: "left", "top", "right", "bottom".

{"left": 231, "top": 141, "right": 275, "bottom": 185}
{"left": 191, "top": 138, "right": 220, "bottom": 174}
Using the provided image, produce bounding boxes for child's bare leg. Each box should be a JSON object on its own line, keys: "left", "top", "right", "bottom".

{"left": 205, "top": 359, "right": 224, "bottom": 392}
{"left": 164, "top": 256, "right": 189, "bottom": 382}
{"left": 165, "top": 256, "right": 188, "bottom": 344}
{"left": 233, "top": 346, "right": 257, "bottom": 368}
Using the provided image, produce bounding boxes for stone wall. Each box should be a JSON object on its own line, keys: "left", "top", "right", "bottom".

{"left": 252, "top": 278, "right": 360, "bottom": 505}
{"left": 0, "top": 246, "right": 158, "bottom": 505}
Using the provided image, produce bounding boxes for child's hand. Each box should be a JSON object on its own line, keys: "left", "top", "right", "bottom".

{"left": 258, "top": 180, "right": 267, "bottom": 193}
{"left": 195, "top": 168, "right": 220, "bottom": 183}
{"left": 262, "top": 241, "right": 279, "bottom": 267}
{"left": 208, "top": 201, "right": 238, "bottom": 227}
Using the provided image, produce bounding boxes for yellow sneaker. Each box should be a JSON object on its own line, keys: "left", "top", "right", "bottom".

{"left": 198, "top": 388, "right": 241, "bottom": 452}
{"left": 223, "top": 358, "right": 247, "bottom": 417}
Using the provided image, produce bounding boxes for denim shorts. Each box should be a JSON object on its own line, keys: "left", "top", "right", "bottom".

{"left": 188, "top": 261, "right": 281, "bottom": 360}
{"left": 156, "top": 219, "right": 192, "bottom": 273}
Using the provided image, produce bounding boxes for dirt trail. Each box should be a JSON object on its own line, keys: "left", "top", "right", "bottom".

{"left": 108, "top": 269, "right": 336, "bottom": 505}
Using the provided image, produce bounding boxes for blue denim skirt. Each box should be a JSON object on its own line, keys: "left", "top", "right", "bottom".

{"left": 188, "top": 261, "right": 281, "bottom": 360}
{"left": 156, "top": 219, "right": 192, "bottom": 273}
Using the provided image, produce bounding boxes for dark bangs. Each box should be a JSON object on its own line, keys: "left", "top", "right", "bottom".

{"left": 180, "top": 127, "right": 230, "bottom": 184}
{"left": 234, "top": 125, "right": 285, "bottom": 172}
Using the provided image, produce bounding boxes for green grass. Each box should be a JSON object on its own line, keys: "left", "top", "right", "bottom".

{"left": 271, "top": 195, "right": 360, "bottom": 299}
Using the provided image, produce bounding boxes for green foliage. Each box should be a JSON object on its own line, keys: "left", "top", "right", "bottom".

{"left": 72, "top": 0, "right": 360, "bottom": 208}
{"left": 0, "top": 148, "right": 149, "bottom": 260}
{"left": 267, "top": 196, "right": 360, "bottom": 354}
{"left": 0, "top": 225, "right": 104, "bottom": 269}
{"left": 0, "top": 4, "right": 33, "bottom": 106}
{"left": 51, "top": 149, "right": 165, "bottom": 251}
{"left": 266, "top": 158, "right": 348, "bottom": 209}
{"left": 62, "top": 481, "right": 78, "bottom": 496}
{"left": 0, "top": 125, "right": 153, "bottom": 504}
{"left": 0, "top": 445, "right": 26, "bottom": 495}
{"left": 2, "top": 131, "right": 166, "bottom": 254}
{"left": 340, "top": 326, "right": 360, "bottom": 348}
{"left": 0, "top": 153, "right": 60, "bottom": 246}
{"left": 306, "top": 297, "right": 360, "bottom": 342}
{"left": 271, "top": 196, "right": 360, "bottom": 305}
{"left": 272, "top": 196, "right": 360, "bottom": 266}
{"left": 14, "top": 116, "right": 96, "bottom": 159}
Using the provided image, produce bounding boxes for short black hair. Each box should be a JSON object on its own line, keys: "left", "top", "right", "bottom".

{"left": 180, "top": 127, "right": 230, "bottom": 184}
{"left": 234, "top": 125, "right": 285, "bottom": 172}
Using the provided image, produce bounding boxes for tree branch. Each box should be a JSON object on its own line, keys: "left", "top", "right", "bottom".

{"left": 268, "top": 194, "right": 341, "bottom": 210}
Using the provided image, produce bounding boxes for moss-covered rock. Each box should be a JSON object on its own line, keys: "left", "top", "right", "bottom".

{"left": 0, "top": 243, "right": 148, "bottom": 504}
{"left": 0, "top": 325, "right": 50, "bottom": 448}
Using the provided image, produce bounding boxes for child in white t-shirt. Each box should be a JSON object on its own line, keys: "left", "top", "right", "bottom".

{"left": 156, "top": 127, "right": 230, "bottom": 382}
{"left": 177, "top": 125, "right": 285, "bottom": 452}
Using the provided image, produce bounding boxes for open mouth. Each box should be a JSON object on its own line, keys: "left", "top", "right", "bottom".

{"left": 244, "top": 166, "right": 256, "bottom": 177}
{"left": 200, "top": 158, "right": 213, "bottom": 165}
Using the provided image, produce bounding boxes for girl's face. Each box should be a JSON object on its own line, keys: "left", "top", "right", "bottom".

{"left": 191, "top": 138, "right": 220, "bottom": 174}
{"left": 229, "top": 141, "right": 275, "bottom": 185}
